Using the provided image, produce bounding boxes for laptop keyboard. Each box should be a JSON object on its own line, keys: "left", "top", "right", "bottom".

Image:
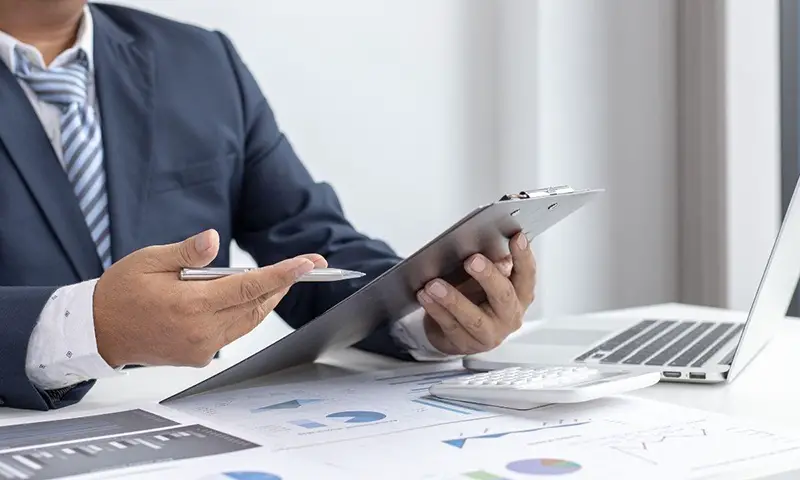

{"left": 574, "top": 320, "right": 656, "bottom": 362}
{"left": 600, "top": 321, "right": 676, "bottom": 363}
{"left": 668, "top": 323, "right": 734, "bottom": 367}
{"left": 575, "top": 319, "right": 743, "bottom": 367}
{"left": 643, "top": 322, "right": 714, "bottom": 366}
{"left": 692, "top": 324, "right": 744, "bottom": 367}
{"left": 622, "top": 321, "right": 695, "bottom": 365}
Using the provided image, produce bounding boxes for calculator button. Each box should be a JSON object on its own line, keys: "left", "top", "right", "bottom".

{"left": 522, "top": 382, "right": 544, "bottom": 389}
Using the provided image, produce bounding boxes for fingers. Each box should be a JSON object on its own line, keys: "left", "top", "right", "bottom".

{"left": 417, "top": 291, "right": 485, "bottom": 353}
{"left": 215, "top": 285, "right": 288, "bottom": 318}
{"left": 220, "top": 287, "right": 290, "bottom": 346}
{"left": 510, "top": 232, "right": 536, "bottom": 306}
{"left": 204, "top": 257, "right": 315, "bottom": 310}
{"left": 299, "top": 254, "right": 328, "bottom": 269}
{"left": 496, "top": 255, "right": 513, "bottom": 277}
{"left": 140, "top": 229, "right": 220, "bottom": 272}
{"left": 463, "top": 253, "right": 520, "bottom": 327}
{"left": 417, "top": 240, "right": 535, "bottom": 355}
{"left": 422, "top": 279, "right": 497, "bottom": 348}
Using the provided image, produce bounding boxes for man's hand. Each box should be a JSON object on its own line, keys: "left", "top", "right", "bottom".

{"left": 93, "top": 229, "right": 326, "bottom": 368}
{"left": 417, "top": 232, "right": 536, "bottom": 355}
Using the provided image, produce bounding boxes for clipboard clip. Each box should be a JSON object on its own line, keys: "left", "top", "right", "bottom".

{"left": 500, "top": 185, "right": 575, "bottom": 201}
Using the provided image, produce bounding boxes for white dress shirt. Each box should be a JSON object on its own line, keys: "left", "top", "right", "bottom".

{"left": 1, "top": 8, "right": 451, "bottom": 393}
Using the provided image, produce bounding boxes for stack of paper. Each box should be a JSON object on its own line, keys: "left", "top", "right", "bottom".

{"left": 2, "top": 364, "right": 799, "bottom": 479}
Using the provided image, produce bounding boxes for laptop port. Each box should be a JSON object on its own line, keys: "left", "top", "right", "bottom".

{"left": 663, "top": 371, "right": 681, "bottom": 378}
{"left": 689, "top": 372, "right": 706, "bottom": 380}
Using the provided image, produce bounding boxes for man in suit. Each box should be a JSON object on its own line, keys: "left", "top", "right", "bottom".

{"left": 0, "top": 0, "right": 536, "bottom": 411}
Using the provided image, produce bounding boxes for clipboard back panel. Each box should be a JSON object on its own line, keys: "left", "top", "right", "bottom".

{"left": 162, "top": 188, "right": 603, "bottom": 403}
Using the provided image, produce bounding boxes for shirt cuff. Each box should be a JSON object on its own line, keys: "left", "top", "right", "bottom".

{"left": 25, "top": 279, "right": 124, "bottom": 390}
{"left": 390, "top": 308, "right": 461, "bottom": 361}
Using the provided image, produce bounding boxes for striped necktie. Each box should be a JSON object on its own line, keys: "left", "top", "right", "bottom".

{"left": 14, "top": 48, "right": 112, "bottom": 270}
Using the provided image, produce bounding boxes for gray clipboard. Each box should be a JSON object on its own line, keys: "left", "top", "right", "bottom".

{"left": 161, "top": 186, "right": 603, "bottom": 403}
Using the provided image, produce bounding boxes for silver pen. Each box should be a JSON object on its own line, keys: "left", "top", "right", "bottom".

{"left": 179, "top": 267, "right": 366, "bottom": 282}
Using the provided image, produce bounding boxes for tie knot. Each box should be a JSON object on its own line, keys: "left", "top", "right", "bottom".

{"left": 14, "top": 48, "right": 90, "bottom": 108}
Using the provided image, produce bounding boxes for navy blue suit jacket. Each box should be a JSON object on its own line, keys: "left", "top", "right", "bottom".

{"left": 0, "top": 4, "right": 409, "bottom": 411}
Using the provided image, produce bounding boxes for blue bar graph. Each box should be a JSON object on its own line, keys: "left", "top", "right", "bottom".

{"left": 288, "top": 419, "right": 326, "bottom": 429}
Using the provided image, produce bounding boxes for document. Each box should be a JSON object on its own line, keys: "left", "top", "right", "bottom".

{"left": 167, "top": 363, "right": 498, "bottom": 451}
{"left": 2, "top": 363, "right": 800, "bottom": 479}
{"left": 0, "top": 404, "right": 336, "bottom": 480}
{"left": 168, "top": 363, "right": 800, "bottom": 480}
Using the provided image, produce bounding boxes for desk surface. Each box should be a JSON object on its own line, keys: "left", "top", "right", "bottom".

{"left": 2, "top": 303, "right": 798, "bottom": 430}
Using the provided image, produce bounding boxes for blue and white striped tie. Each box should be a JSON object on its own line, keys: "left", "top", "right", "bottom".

{"left": 15, "top": 49, "right": 112, "bottom": 270}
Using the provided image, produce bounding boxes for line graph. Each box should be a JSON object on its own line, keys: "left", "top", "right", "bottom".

{"left": 608, "top": 427, "right": 710, "bottom": 464}
{"left": 583, "top": 420, "right": 800, "bottom": 470}
{"left": 443, "top": 420, "right": 591, "bottom": 449}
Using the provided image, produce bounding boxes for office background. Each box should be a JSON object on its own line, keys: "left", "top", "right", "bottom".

{"left": 102, "top": 0, "right": 785, "bottom": 353}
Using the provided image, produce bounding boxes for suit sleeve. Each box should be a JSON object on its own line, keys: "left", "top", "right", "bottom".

{"left": 0, "top": 286, "right": 95, "bottom": 411}
{"left": 216, "top": 33, "right": 412, "bottom": 360}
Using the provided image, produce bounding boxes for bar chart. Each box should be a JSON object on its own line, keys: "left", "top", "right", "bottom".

{"left": 0, "top": 410, "right": 178, "bottom": 451}
{"left": 0, "top": 425, "right": 258, "bottom": 480}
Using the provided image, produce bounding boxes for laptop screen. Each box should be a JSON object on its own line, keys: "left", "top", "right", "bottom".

{"left": 727, "top": 178, "right": 800, "bottom": 380}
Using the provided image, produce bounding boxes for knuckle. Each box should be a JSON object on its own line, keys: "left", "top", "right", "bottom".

{"left": 168, "top": 294, "right": 189, "bottom": 316}
{"left": 239, "top": 278, "right": 264, "bottom": 302}
{"left": 253, "top": 302, "right": 270, "bottom": 321}
{"left": 177, "top": 244, "right": 194, "bottom": 266}
{"left": 185, "top": 324, "right": 211, "bottom": 347}
{"left": 442, "top": 319, "right": 461, "bottom": 333}
{"left": 500, "top": 286, "right": 516, "bottom": 305}
{"left": 469, "top": 314, "right": 485, "bottom": 331}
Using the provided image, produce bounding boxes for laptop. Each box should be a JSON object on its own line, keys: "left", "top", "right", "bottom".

{"left": 465, "top": 179, "right": 800, "bottom": 384}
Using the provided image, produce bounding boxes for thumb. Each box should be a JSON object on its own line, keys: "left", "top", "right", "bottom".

{"left": 143, "top": 229, "right": 220, "bottom": 272}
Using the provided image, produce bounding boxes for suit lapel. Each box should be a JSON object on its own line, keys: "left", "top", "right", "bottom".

{"left": 92, "top": 6, "right": 154, "bottom": 261}
{"left": 0, "top": 64, "right": 102, "bottom": 279}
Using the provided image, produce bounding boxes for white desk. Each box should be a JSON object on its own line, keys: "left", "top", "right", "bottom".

{"left": 2, "top": 302, "right": 799, "bottom": 433}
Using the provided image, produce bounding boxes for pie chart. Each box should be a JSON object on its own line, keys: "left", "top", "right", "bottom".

{"left": 326, "top": 410, "right": 386, "bottom": 423}
{"left": 506, "top": 458, "right": 582, "bottom": 476}
{"left": 201, "top": 472, "right": 281, "bottom": 480}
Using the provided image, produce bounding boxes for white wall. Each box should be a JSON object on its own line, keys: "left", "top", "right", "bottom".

{"left": 515, "top": 0, "right": 680, "bottom": 317}
{"left": 724, "top": 0, "right": 782, "bottom": 311}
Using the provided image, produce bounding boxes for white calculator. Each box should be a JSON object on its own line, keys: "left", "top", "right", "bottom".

{"left": 428, "top": 366, "right": 660, "bottom": 410}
